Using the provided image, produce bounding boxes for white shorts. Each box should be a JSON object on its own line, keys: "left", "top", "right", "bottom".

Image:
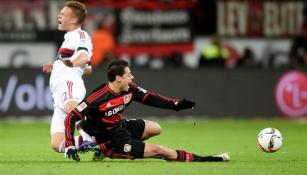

{"left": 50, "top": 78, "right": 86, "bottom": 135}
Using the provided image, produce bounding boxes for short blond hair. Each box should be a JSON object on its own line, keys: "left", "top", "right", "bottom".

{"left": 65, "top": 1, "right": 87, "bottom": 24}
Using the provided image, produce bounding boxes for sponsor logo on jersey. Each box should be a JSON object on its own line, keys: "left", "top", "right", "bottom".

{"left": 76, "top": 102, "right": 87, "bottom": 112}
{"left": 105, "top": 104, "right": 124, "bottom": 117}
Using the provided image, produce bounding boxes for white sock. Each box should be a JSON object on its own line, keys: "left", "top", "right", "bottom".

{"left": 74, "top": 135, "right": 82, "bottom": 149}
{"left": 75, "top": 121, "right": 93, "bottom": 142}
{"left": 59, "top": 136, "right": 83, "bottom": 152}
{"left": 78, "top": 128, "right": 93, "bottom": 142}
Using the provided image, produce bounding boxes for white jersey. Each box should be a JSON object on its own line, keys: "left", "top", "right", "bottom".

{"left": 49, "top": 27, "right": 92, "bottom": 134}
{"left": 51, "top": 27, "right": 93, "bottom": 82}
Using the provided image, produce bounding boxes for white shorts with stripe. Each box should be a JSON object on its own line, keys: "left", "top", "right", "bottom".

{"left": 50, "top": 77, "right": 86, "bottom": 135}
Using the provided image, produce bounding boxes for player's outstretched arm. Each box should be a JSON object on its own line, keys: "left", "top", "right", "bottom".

{"left": 174, "top": 98, "right": 196, "bottom": 111}
{"left": 131, "top": 83, "right": 195, "bottom": 111}
{"left": 141, "top": 92, "right": 195, "bottom": 111}
{"left": 63, "top": 52, "right": 89, "bottom": 67}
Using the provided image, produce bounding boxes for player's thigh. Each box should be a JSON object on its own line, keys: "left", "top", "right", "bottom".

{"left": 50, "top": 107, "right": 66, "bottom": 134}
{"left": 54, "top": 80, "right": 86, "bottom": 111}
{"left": 123, "top": 119, "right": 145, "bottom": 140}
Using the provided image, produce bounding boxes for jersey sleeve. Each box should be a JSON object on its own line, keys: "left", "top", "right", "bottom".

{"left": 70, "top": 31, "right": 93, "bottom": 61}
{"left": 64, "top": 109, "right": 84, "bottom": 147}
{"left": 130, "top": 82, "right": 179, "bottom": 110}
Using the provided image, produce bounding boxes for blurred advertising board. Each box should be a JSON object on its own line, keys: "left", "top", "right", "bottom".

{"left": 0, "top": 43, "right": 56, "bottom": 68}
{"left": 0, "top": 0, "right": 194, "bottom": 56}
{"left": 0, "top": 0, "right": 64, "bottom": 42}
{"left": 0, "top": 68, "right": 305, "bottom": 118}
{"left": 0, "top": 0, "right": 305, "bottom": 41}
{"left": 113, "top": 4, "right": 194, "bottom": 56}
{"left": 275, "top": 71, "right": 307, "bottom": 118}
{"left": 217, "top": 0, "right": 306, "bottom": 37}
{"left": 89, "top": 1, "right": 195, "bottom": 56}
{"left": 0, "top": 69, "right": 53, "bottom": 117}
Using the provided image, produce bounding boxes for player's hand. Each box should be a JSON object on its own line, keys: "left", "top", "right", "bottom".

{"left": 64, "top": 146, "right": 80, "bottom": 161}
{"left": 42, "top": 62, "right": 53, "bottom": 73}
{"left": 62, "top": 58, "right": 74, "bottom": 67}
{"left": 175, "top": 99, "right": 196, "bottom": 111}
{"left": 82, "top": 64, "right": 92, "bottom": 76}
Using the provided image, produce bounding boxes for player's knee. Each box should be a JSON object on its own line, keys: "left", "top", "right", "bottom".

{"left": 63, "top": 101, "right": 78, "bottom": 113}
{"left": 51, "top": 133, "right": 65, "bottom": 153}
{"left": 50, "top": 141, "right": 60, "bottom": 152}
{"left": 151, "top": 122, "right": 162, "bottom": 136}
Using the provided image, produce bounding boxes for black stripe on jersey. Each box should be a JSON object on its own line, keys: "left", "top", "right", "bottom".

{"left": 77, "top": 47, "right": 88, "bottom": 52}
{"left": 58, "top": 53, "right": 73, "bottom": 59}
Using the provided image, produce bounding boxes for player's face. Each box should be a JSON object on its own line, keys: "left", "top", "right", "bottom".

{"left": 57, "top": 6, "right": 75, "bottom": 31}
{"left": 119, "top": 67, "right": 134, "bottom": 92}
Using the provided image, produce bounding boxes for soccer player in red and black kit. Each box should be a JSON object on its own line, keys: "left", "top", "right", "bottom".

{"left": 64, "top": 59, "right": 230, "bottom": 162}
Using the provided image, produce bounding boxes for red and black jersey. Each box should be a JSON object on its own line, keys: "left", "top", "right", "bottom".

{"left": 65, "top": 82, "right": 179, "bottom": 147}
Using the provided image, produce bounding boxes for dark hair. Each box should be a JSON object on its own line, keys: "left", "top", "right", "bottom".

{"left": 65, "top": 1, "right": 87, "bottom": 24}
{"left": 107, "top": 59, "right": 129, "bottom": 82}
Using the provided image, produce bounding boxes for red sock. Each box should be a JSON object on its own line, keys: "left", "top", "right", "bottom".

{"left": 176, "top": 150, "right": 194, "bottom": 162}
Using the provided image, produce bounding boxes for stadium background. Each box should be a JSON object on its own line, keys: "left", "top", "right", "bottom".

{"left": 0, "top": 1, "right": 307, "bottom": 175}
{"left": 0, "top": 0, "right": 306, "bottom": 119}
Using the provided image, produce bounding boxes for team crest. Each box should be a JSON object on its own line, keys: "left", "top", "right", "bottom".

{"left": 124, "top": 94, "right": 132, "bottom": 104}
{"left": 124, "top": 144, "right": 132, "bottom": 153}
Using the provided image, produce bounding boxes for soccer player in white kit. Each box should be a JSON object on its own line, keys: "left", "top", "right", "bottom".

{"left": 42, "top": 1, "right": 93, "bottom": 153}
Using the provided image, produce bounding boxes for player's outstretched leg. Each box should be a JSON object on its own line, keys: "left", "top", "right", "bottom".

{"left": 175, "top": 150, "right": 230, "bottom": 162}
{"left": 143, "top": 143, "right": 230, "bottom": 162}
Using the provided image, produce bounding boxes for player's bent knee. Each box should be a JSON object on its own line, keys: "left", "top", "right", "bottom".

{"left": 63, "top": 100, "right": 78, "bottom": 113}
{"left": 51, "top": 140, "right": 61, "bottom": 152}
{"left": 51, "top": 133, "right": 65, "bottom": 152}
{"left": 151, "top": 122, "right": 162, "bottom": 136}
{"left": 145, "top": 120, "right": 162, "bottom": 136}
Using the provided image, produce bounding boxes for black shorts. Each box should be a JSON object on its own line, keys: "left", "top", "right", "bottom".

{"left": 97, "top": 119, "right": 146, "bottom": 159}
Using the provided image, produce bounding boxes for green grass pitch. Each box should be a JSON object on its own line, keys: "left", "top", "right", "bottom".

{"left": 0, "top": 119, "right": 306, "bottom": 175}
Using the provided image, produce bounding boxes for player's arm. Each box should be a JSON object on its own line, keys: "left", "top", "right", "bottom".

{"left": 82, "top": 63, "right": 92, "bottom": 76}
{"left": 131, "top": 83, "right": 195, "bottom": 111}
{"left": 63, "top": 51, "right": 90, "bottom": 67}
{"left": 64, "top": 109, "right": 84, "bottom": 161}
{"left": 141, "top": 92, "right": 195, "bottom": 111}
